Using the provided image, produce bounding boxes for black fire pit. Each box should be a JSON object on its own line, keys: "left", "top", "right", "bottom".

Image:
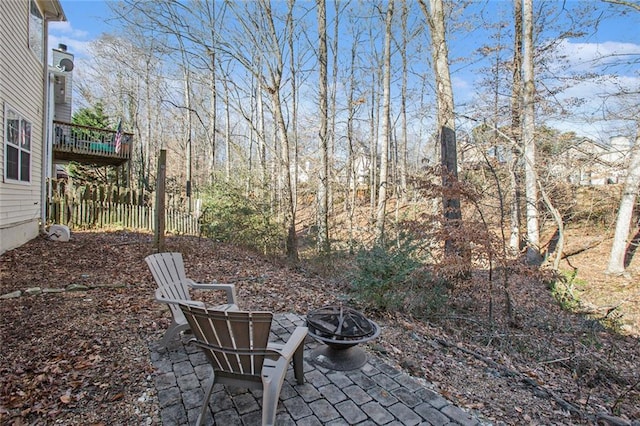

{"left": 306, "top": 305, "right": 380, "bottom": 371}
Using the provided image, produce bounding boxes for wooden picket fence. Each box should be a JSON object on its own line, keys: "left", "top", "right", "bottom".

{"left": 47, "top": 179, "right": 199, "bottom": 235}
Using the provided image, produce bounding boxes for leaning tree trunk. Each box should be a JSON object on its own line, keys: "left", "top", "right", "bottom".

{"left": 607, "top": 132, "right": 640, "bottom": 274}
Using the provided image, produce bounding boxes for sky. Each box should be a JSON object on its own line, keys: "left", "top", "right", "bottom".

{"left": 48, "top": 0, "right": 640, "bottom": 143}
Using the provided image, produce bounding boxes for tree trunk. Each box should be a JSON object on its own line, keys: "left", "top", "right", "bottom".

{"left": 523, "top": 0, "right": 541, "bottom": 264}
{"left": 208, "top": 44, "right": 217, "bottom": 185}
{"left": 375, "top": 0, "right": 394, "bottom": 240}
{"left": 509, "top": 0, "right": 523, "bottom": 254}
{"left": 399, "top": 0, "right": 409, "bottom": 204}
{"left": 317, "top": 0, "right": 330, "bottom": 254}
{"left": 607, "top": 132, "right": 640, "bottom": 274}
{"left": 420, "top": 0, "right": 462, "bottom": 256}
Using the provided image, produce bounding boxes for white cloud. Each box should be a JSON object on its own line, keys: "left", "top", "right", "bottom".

{"left": 49, "top": 21, "right": 89, "bottom": 39}
{"left": 555, "top": 39, "right": 640, "bottom": 73}
{"left": 48, "top": 21, "right": 93, "bottom": 59}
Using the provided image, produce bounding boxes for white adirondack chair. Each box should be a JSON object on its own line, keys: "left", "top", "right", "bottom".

{"left": 145, "top": 252, "right": 238, "bottom": 349}
{"left": 179, "top": 304, "right": 308, "bottom": 426}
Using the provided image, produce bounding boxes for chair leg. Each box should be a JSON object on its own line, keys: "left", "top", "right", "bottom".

{"left": 293, "top": 344, "right": 305, "bottom": 385}
{"left": 261, "top": 377, "right": 282, "bottom": 426}
{"left": 196, "top": 377, "right": 216, "bottom": 426}
{"left": 159, "top": 321, "right": 187, "bottom": 349}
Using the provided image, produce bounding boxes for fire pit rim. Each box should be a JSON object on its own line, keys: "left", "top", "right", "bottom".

{"left": 306, "top": 304, "right": 381, "bottom": 347}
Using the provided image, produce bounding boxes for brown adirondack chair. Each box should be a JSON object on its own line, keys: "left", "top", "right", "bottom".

{"left": 145, "top": 252, "right": 238, "bottom": 349}
{"left": 179, "top": 304, "right": 308, "bottom": 426}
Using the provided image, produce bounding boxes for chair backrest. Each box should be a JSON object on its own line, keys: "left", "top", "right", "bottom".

{"left": 145, "top": 252, "right": 192, "bottom": 321}
{"left": 146, "top": 252, "right": 190, "bottom": 298}
{"left": 180, "top": 305, "right": 275, "bottom": 378}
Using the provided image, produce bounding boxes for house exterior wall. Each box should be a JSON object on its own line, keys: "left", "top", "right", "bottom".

{"left": 0, "top": 0, "right": 64, "bottom": 254}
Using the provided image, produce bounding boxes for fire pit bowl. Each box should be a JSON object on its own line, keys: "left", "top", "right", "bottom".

{"left": 306, "top": 305, "right": 380, "bottom": 371}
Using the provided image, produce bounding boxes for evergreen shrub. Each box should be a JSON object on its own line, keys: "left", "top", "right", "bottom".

{"left": 199, "top": 182, "right": 283, "bottom": 254}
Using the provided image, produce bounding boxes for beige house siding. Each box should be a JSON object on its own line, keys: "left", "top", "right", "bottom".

{"left": 0, "top": 0, "right": 65, "bottom": 254}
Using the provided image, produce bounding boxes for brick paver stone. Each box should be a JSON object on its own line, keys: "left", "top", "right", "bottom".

{"left": 391, "top": 387, "right": 421, "bottom": 407}
{"left": 335, "top": 399, "right": 368, "bottom": 424}
{"left": 155, "top": 372, "right": 177, "bottom": 390}
{"left": 295, "top": 415, "right": 323, "bottom": 426}
{"left": 214, "top": 408, "right": 243, "bottom": 425}
{"left": 181, "top": 388, "right": 204, "bottom": 410}
{"left": 414, "top": 402, "right": 451, "bottom": 426}
{"left": 160, "top": 404, "right": 187, "bottom": 424}
{"left": 193, "top": 364, "right": 211, "bottom": 380}
{"left": 295, "top": 383, "right": 322, "bottom": 402}
{"left": 326, "top": 370, "right": 355, "bottom": 388}
{"left": 394, "top": 374, "right": 426, "bottom": 392}
{"left": 308, "top": 398, "right": 341, "bottom": 422}
{"left": 305, "top": 368, "right": 331, "bottom": 387}
{"left": 368, "top": 385, "right": 400, "bottom": 407}
{"left": 232, "top": 392, "right": 260, "bottom": 415}
{"left": 441, "top": 405, "right": 479, "bottom": 426}
{"left": 157, "top": 386, "right": 181, "bottom": 407}
{"left": 176, "top": 373, "right": 200, "bottom": 391}
{"left": 208, "top": 389, "right": 234, "bottom": 412}
{"left": 342, "top": 384, "right": 373, "bottom": 404}
{"left": 172, "top": 360, "right": 194, "bottom": 377}
{"left": 360, "top": 363, "right": 382, "bottom": 377}
{"left": 361, "top": 400, "right": 395, "bottom": 424}
{"left": 416, "top": 388, "right": 450, "bottom": 410}
{"left": 375, "top": 361, "right": 402, "bottom": 377}
{"left": 319, "top": 383, "right": 348, "bottom": 404}
{"left": 283, "top": 396, "right": 314, "bottom": 420}
{"left": 370, "top": 372, "right": 401, "bottom": 390}
{"left": 347, "top": 371, "right": 377, "bottom": 389}
{"left": 388, "top": 402, "right": 422, "bottom": 425}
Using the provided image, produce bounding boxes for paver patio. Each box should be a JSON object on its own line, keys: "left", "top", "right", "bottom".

{"left": 150, "top": 313, "right": 482, "bottom": 426}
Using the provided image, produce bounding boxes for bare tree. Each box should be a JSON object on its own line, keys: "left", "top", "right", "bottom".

{"left": 419, "top": 0, "right": 462, "bottom": 256}
{"left": 607, "top": 133, "right": 640, "bottom": 274}
{"left": 317, "top": 0, "right": 330, "bottom": 254}
{"left": 375, "top": 0, "right": 394, "bottom": 240}
{"left": 509, "top": 0, "right": 523, "bottom": 254}
{"left": 522, "top": 0, "right": 541, "bottom": 264}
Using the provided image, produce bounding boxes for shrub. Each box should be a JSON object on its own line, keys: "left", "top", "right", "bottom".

{"left": 350, "top": 234, "right": 446, "bottom": 315}
{"left": 199, "top": 182, "right": 283, "bottom": 255}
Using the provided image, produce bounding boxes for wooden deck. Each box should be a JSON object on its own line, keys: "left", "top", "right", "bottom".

{"left": 53, "top": 120, "right": 133, "bottom": 166}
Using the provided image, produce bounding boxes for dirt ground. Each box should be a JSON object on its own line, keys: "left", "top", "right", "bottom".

{"left": 0, "top": 229, "right": 638, "bottom": 425}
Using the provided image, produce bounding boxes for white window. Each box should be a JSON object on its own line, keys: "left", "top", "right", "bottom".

{"left": 29, "top": 0, "right": 44, "bottom": 62}
{"left": 4, "top": 105, "right": 32, "bottom": 183}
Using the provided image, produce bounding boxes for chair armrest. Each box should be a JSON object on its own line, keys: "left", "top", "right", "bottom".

{"left": 274, "top": 327, "right": 308, "bottom": 360}
{"left": 186, "top": 279, "right": 237, "bottom": 304}
{"left": 155, "top": 288, "right": 205, "bottom": 307}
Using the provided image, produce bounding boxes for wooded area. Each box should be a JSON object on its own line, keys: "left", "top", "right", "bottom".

{"left": 1, "top": 2, "right": 639, "bottom": 423}
{"left": 68, "top": 0, "right": 638, "bottom": 275}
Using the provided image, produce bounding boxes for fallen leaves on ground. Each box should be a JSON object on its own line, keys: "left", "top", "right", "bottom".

{"left": 1, "top": 229, "right": 639, "bottom": 425}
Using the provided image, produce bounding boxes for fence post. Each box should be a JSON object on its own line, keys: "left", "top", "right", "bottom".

{"left": 154, "top": 149, "right": 167, "bottom": 252}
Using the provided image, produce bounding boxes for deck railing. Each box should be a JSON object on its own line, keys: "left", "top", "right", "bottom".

{"left": 53, "top": 120, "right": 132, "bottom": 162}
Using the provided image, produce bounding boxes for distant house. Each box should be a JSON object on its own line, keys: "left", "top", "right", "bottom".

{"left": 460, "top": 134, "right": 632, "bottom": 186}
{"left": 554, "top": 136, "right": 632, "bottom": 185}
{"left": 0, "top": 0, "right": 66, "bottom": 254}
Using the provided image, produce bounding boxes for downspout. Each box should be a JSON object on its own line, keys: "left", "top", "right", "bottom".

{"left": 41, "top": 19, "right": 52, "bottom": 233}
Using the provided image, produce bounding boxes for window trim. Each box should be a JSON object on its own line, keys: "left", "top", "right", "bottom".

{"left": 4, "top": 104, "right": 33, "bottom": 184}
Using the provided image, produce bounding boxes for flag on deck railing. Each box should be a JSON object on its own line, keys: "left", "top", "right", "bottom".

{"left": 115, "top": 119, "right": 123, "bottom": 154}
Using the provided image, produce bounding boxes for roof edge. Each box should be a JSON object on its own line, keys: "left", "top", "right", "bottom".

{"left": 38, "top": 0, "right": 66, "bottom": 22}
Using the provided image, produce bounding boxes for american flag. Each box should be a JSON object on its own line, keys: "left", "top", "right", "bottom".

{"left": 114, "top": 119, "right": 123, "bottom": 154}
